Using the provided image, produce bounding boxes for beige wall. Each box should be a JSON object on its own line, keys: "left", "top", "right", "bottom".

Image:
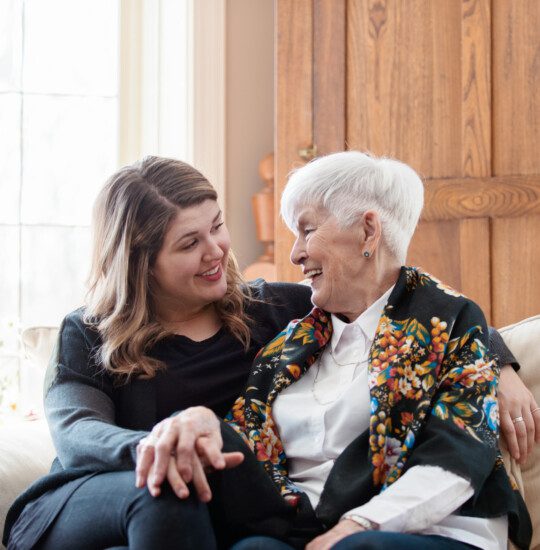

{"left": 225, "top": 0, "right": 274, "bottom": 269}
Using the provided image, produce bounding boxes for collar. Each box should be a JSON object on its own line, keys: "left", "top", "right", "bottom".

{"left": 330, "top": 285, "right": 394, "bottom": 354}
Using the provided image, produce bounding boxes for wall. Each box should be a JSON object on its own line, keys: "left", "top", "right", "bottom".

{"left": 225, "top": 0, "right": 274, "bottom": 269}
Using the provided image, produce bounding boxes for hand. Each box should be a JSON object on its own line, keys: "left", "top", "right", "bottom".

{"left": 135, "top": 406, "right": 244, "bottom": 499}
{"left": 306, "top": 519, "right": 365, "bottom": 550}
{"left": 147, "top": 451, "right": 214, "bottom": 502}
{"left": 499, "top": 364, "right": 540, "bottom": 464}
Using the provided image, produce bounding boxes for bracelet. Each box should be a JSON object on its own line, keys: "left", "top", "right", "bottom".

{"left": 343, "top": 514, "right": 379, "bottom": 531}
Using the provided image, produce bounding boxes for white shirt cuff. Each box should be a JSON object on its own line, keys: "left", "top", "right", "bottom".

{"left": 341, "top": 465, "right": 474, "bottom": 532}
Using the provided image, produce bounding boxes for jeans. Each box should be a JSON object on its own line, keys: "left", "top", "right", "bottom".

{"left": 231, "top": 532, "right": 480, "bottom": 550}
{"left": 36, "top": 470, "right": 216, "bottom": 550}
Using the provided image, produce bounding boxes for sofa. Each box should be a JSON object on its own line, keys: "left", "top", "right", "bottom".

{"left": 0, "top": 317, "right": 539, "bottom": 549}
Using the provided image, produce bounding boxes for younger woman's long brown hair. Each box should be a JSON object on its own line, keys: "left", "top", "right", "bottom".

{"left": 85, "top": 156, "right": 251, "bottom": 378}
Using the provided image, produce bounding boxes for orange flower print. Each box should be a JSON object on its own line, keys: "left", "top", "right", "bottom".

{"left": 401, "top": 412, "right": 414, "bottom": 426}
{"left": 286, "top": 364, "right": 301, "bottom": 379}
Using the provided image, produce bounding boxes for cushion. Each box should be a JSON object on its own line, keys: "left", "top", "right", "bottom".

{"left": 0, "top": 328, "right": 59, "bottom": 538}
{"left": 21, "top": 326, "right": 59, "bottom": 372}
{"left": 500, "top": 314, "right": 540, "bottom": 550}
{"left": 0, "top": 419, "right": 56, "bottom": 536}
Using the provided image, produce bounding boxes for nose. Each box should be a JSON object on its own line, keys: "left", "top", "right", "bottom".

{"left": 202, "top": 236, "right": 224, "bottom": 263}
{"left": 290, "top": 235, "right": 307, "bottom": 265}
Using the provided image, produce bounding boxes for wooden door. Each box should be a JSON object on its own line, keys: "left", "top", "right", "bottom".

{"left": 275, "top": 0, "right": 540, "bottom": 327}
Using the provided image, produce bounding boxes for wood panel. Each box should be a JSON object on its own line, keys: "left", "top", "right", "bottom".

{"left": 492, "top": 216, "right": 540, "bottom": 326}
{"left": 347, "top": 0, "right": 462, "bottom": 177}
{"left": 407, "top": 220, "right": 463, "bottom": 286}
{"left": 313, "top": 0, "right": 346, "bottom": 156}
{"left": 275, "top": 0, "right": 313, "bottom": 281}
{"left": 493, "top": 1, "right": 540, "bottom": 175}
{"left": 407, "top": 218, "right": 491, "bottom": 320}
{"left": 421, "top": 175, "right": 540, "bottom": 221}
{"left": 491, "top": 1, "right": 540, "bottom": 326}
{"left": 461, "top": 0, "right": 491, "bottom": 177}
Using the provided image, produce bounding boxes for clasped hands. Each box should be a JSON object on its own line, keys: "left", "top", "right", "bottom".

{"left": 135, "top": 406, "right": 244, "bottom": 502}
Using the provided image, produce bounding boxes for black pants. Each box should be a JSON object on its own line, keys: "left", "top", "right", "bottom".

{"left": 37, "top": 470, "right": 216, "bottom": 550}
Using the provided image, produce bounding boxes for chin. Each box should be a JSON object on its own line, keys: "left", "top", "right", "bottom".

{"left": 213, "top": 282, "right": 229, "bottom": 301}
{"left": 310, "top": 292, "right": 326, "bottom": 311}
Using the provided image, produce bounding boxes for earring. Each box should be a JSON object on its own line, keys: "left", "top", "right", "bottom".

{"left": 363, "top": 251, "right": 370, "bottom": 258}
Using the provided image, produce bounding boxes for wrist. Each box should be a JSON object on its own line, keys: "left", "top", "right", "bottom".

{"left": 342, "top": 514, "right": 379, "bottom": 531}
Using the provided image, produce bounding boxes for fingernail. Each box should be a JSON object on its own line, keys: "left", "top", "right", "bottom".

{"left": 178, "top": 489, "right": 188, "bottom": 499}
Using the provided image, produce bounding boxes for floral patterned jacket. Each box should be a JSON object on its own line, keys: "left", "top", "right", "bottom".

{"left": 225, "top": 267, "right": 531, "bottom": 548}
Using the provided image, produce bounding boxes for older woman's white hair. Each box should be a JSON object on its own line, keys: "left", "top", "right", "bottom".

{"left": 280, "top": 151, "right": 424, "bottom": 264}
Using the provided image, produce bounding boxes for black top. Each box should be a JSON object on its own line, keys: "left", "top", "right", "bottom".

{"left": 151, "top": 282, "right": 315, "bottom": 420}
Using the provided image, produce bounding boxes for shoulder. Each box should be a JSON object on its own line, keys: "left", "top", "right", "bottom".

{"left": 400, "top": 267, "right": 482, "bottom": 311}
{"left": 244, "top": 279, "right": 313, "bottom": 343}
{"left": 60, "top": 307, "right": 101, "bottom": 348}
{"left": 247, "top": 278, "right": 311, "bottom": 304}
{"left": 393, "top": 267, "right": 488, "bottom": 337}
{"left": 53, "top": 307, "right": 104, "bottom": 376}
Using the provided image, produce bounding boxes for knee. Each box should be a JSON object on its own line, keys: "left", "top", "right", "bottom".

{"left": 129, "top": 483, "right": 208, "bottom": 525}
{"left": 332, "top": 531, "right": 391, "bottom": 550}
{"left": 230, "top": 536, "right": 294, "bottom": 550}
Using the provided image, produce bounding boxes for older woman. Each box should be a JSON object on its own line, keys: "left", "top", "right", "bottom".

{"left": 223, "top": 152, "right": 532, "bottom": 549}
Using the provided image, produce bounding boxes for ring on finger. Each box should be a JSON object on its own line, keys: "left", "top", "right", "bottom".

{"left": 531, "top": 407, "right": 540, "bottom": 414}
{"left": 512, "top": 416, "right": 525, "bottom": 424}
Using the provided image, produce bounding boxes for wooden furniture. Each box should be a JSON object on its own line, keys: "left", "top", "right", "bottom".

{"left": 243, "top": 153, "right": 277, "bottom": 282}
{"left": 275, "top": 0, "right": 540, "bottom": 327}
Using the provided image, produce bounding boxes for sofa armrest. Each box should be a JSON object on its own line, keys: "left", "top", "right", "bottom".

{"left": 0, "top": 419, "right": 55, "bottom": 541}
{"left": 500, "top": 314, "right": 540, "bottom": 550}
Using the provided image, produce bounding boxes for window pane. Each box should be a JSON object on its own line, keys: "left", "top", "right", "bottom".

{"left": 23, "top": 0, "right": 119, "bottom": 95}
{"left": 20, "top": 225, "right": 91, "bottom": 327}
{"left": 22, "top": 94, "right": 117, "bottom": 226}
{"left": 0, "top": 93, "right": 21, "bottom": 223}
{"left": 0, "top": 0, "right": 22, "bottom": 92}
{"left": 0, "top": 226, "right": 20, "bottom": 349}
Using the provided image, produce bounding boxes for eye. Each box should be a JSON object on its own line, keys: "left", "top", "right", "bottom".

{"left": 212, "top": 221, "right": 224, "bottom": 233}
{"left": 304, "top": 227, "right": 315, "bottom": 236}
{"left": 182, "top": 239, "right": 197, "bottom": 250}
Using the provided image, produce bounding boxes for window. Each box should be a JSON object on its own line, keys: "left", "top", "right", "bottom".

{"left": 0, "top": 0, "right": 120, "bottom": 415}
{"left": 0, "top": 0, "right": 224, "bottom": 418}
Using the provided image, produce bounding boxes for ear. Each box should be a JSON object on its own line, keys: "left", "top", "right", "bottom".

{"left": 360, "top": 210, "right": 382, "bottom": 253}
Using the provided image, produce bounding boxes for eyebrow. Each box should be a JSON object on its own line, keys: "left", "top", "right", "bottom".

{"left": 175, "top": 211, "right": 222, "bottom": 243}
{"left": 296, "top": 214, "right": 310, "bottom": 229}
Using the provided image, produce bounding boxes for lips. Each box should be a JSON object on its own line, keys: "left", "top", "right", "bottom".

{"left": 304, "top": 268, "right": 323, "bottom": 281}
{"left": 198, "top": 264, "right": 223, "bottom": 282}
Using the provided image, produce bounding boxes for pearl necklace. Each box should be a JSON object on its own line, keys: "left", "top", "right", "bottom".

{"left": 311, "top": 348, "right": 369, "bottom": 406}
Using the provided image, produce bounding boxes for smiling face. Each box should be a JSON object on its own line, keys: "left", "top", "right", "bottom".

{"left": 290, "top": 204, "right": 370, "bottom": 320}
{"left": 151, "top": 199, "right": 230, "bottom": 319}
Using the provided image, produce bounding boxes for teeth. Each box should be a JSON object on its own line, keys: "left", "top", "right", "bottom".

{"left": 201, "top": 265, "right": 219, "bottom": 276}
{"left": 305, "top": 269, "right": 322, "bottom": 278}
